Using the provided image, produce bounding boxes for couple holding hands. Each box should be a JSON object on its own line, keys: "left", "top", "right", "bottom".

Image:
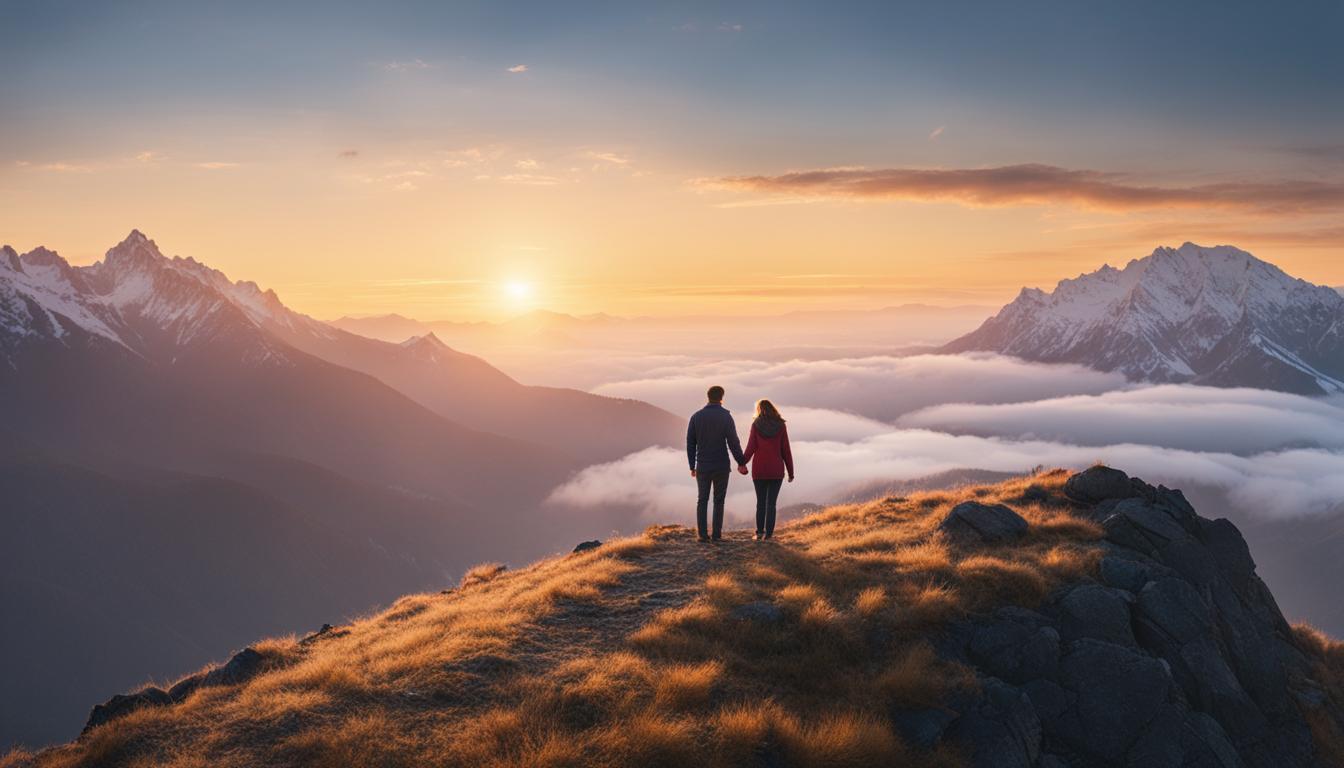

{"left": 686, "top": 385, "right": 795, "bottom": 542}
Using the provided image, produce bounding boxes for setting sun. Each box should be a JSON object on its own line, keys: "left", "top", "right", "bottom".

{"left": 504, "top": 280, "right": 534, "bottom": 303}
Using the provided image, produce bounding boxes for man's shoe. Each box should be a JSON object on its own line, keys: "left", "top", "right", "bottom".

{"left": 711, "top": 535, "right": 722, "bottom": 542}
{"left": 697, "top": 535, "right": 711, "bottom": 543}
{"left": 764, "top": 534, "right": 774, "bottom": 540}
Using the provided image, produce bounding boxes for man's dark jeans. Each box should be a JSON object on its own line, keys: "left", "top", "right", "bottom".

{"left": 754, "top": 478, "right": 783, "bottom": 537}
{"left": 696, "top": 470, "right": 730, "bottom": 539}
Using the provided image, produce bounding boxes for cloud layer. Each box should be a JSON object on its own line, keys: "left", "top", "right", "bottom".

{"left": 549, "top": 425, "right": 1344, "bottom": 524}
{"left": 698, "top": 164, "right": 1344, "bottom": 214}
{"left": 899, "top": 386, "right": 1344, "bottom": 455}
{"left": 556, "top": 358, "right": 1344, "bottom": 525}
{"left": 594, "top": 353, "right": 1126, "bottom": 422}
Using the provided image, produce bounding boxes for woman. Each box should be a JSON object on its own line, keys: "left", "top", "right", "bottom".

{"left": 738, "top": 398, "right": 794, "bottom": 540}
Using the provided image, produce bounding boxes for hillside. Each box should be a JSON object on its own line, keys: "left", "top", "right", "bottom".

{"left": 0, "top": 230, "right": 682, "bottom": 747}
{"left": 942, "top": 243, "right": 1344, "bottom": 394}
{"left": 8, "top": 468, "right": 1343, "bottom": 767}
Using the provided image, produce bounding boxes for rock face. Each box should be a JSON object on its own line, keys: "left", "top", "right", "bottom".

{"left": 83, "top": 647, "right": 276, "bottom": 734}
{"left": 940, "top": 501, "right": 1030, "bottom": 544}
{"left": 937, "top": 467, "right": 1336, "bottom": 767}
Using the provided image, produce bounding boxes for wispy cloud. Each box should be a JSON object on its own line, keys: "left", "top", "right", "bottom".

{"left": 134, "top": 150, "right": 160, "bottom": 163}
{"left": 500, "top": 173, "right": 562, "bottom": 186}
{"left": 696, "top": 164, "right": 1344, "bottom": 214}
{"left": 36, "top": 162, "right": 94, "bottom": 173}
{"left": 586, "top": 151, "right": 630, "bottom": 166}
{"left": 515, "top": 158, "right": 540, "bottom": 170}
{"left": 195, "top": 161, "right": 239, "bottom": 170}
{"left": 507, "top": 64, "right": 529, "bottom": 73}
{"left": 439, "top": 147, "right": 499, "bottom": 167}
{"left": 718, "top": 22, "right": 744, "bottom": 32}
{"left": 380, "top": 58, "right": 432, "bottom": 72}
{"left": 928, "top": 126, "right": 945, "bottom": 141}
{"left": 337, "top": 149, "right": 359, "bottom": 159}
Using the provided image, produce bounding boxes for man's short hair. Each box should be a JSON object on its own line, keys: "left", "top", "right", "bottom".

{"left": 707, "top": 385, "right": 725, "bottom": 403}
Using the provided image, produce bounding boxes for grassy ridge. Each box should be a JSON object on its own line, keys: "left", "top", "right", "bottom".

{"left": 6, "top": 471, "right": 1125, "bottom": 768}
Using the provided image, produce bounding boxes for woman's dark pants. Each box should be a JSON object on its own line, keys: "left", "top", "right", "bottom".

{"left": 753, "top": 478, "right": 783, "bottom": 537}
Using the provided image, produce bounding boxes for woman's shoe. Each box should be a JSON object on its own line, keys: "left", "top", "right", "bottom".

{"left": 753, "top": 533, "right": 762, "bottom": 541}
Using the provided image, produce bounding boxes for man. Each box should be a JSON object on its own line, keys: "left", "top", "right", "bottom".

{"left": 686, "top": 385, "right": 747, "bottom": 542}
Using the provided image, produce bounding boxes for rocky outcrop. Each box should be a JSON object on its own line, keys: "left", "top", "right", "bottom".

{"left": 940, "top": 501, "right": 1030, "bottom": 544}
{"left": 82, "top": 646, "right": 280, "bottom": 735}
{"left": 937, "top": 466, "right": 1338, "bottom": 767}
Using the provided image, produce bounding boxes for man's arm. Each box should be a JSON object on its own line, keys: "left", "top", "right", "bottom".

{"left": 686, "top": 415, "right": 698, "bottom": 474}
{"left": 726, "top": 414, "right": 746, "bottom": 465}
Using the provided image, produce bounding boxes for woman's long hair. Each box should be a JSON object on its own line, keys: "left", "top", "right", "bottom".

{"left": 754, "top": 399, "right": 784, "bottom": 422}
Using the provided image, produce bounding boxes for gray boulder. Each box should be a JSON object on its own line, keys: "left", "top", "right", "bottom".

{"left": 84, "top": 686, "right": 171, "bottom": 734}
{"left": 940, "top": 501, "right": 1029, "bottom": 544}
{"left": 202, "top": 647, "right": 267, "bottom": 687}
{"left": 967, "top": 608, "right": 1061, "bottom": 684}
{"left": 1053, "top": 639, "right": 1174, "bottom": 761}
{"left": 1099, "top": 555, "right": 1153, "bottom": 593}
{"left": 572, "top": 539, "right": 602, "bottom": 553}
{"left": 1064, "top": 466, "right": 1137, "bottom": 504}
{"left": 1054, "top": 584, "right": 1135, "bottom": 646}
{"left": 945, "top": 677, "right": 1042, "bottom": 768}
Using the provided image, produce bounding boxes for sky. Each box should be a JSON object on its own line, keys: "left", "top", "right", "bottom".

{"left": 2, "top": 0, "right": 1342, "bottom": 320}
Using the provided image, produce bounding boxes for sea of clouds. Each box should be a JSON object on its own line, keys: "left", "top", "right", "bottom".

{"left": 551, "top": 353, "right": 1344, "bottom": 524}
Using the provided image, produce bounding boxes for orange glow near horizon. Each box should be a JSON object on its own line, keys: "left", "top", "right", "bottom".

{"left": 3, "top": 148, "right": 1343, "bottom": 322}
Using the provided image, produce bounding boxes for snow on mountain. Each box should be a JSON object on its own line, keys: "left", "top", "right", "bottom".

{"left": 942, "top": 243, "right": 1344, "bottom": 395}
{"left": 0, "top": 230, "right": 317, "bottom": 367}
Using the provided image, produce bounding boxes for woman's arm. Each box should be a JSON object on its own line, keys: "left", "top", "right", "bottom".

{"left": 742, "top": 425, "right": 758, "bottom": 464}
{"left": 781, "top": 424, "right": 794, "bottom": 479}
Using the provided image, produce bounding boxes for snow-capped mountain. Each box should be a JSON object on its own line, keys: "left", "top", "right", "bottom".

{"left": 1, "top": 230, "right": 296, "bottom": 367}
{"left": 942, "top": 243, "right": 1344, "bottom": 394}
{"left": 1, "top": 230, "right": 679, "bottom": 461}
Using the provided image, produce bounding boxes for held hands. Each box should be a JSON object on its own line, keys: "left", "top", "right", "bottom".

{"left": 737, "top": 464, "right": 749, "bottom": 475}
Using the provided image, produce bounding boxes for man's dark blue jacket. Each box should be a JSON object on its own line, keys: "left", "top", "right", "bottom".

{"left": 687, "top": 403, "right": 746, "bottom": 472}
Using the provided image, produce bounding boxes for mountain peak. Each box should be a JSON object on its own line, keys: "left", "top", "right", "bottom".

{"left": 104, "top": 229, "right": 167, "bottom": 272}
{"left": 1, "top": 244, "right": 21, "bottom": 273}
{"left": 943, "top": 243, "right": 1344, "bottom": 394}
{"left": 400, "top": 331, "right": 449, "bottom": 350}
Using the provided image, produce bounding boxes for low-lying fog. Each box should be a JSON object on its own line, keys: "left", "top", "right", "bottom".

{"left": 550, "top": 352, "right": 1344, "bottom": 523}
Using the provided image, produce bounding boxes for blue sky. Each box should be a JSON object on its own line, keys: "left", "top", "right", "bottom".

{"left": 2, "top": 0, "right": 1341, "bottom": 319}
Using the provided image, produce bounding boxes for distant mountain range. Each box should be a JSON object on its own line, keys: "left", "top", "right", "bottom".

{"left": 943, "top": 243, "right": 1344, "bottom": 395}
{"left": 0, "top": 230, "right": 677, "bottom": 748}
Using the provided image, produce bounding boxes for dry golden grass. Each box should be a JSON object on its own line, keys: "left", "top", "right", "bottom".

{"left": 878, "top": 643, "right": 978, "bottom": 708}
{"left": 10, "top": 469, "right": 1153, "bottom": 768}
{"left": 460, "top": 561, "right": 508, "bottom": 588}
{"left": 1293, "top": 623, "right": 1344, "bottom": 764}
{"left": 853, "top": 585, "right": 887, "bottom": 618}
{"left": 653, "top": 661, "right": 723, "bottom": 711}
